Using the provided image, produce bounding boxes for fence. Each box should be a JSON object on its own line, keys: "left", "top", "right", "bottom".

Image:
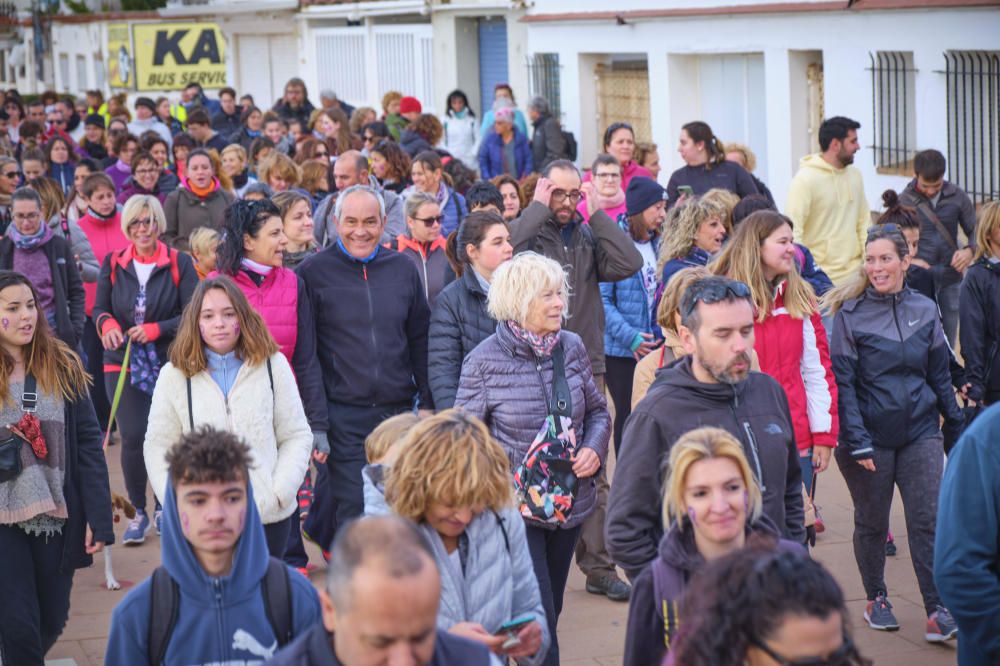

{"left": 526, "top": 52, "right": 561, "bottom": 118}
{"left": 868, "top": 51, "right": 917, "bottom": 173}
{"left": 943, "top": 50, "right": 999, "bottom": 204}
{"left": 594, "top": 62, "right": 651, "bottom": 148}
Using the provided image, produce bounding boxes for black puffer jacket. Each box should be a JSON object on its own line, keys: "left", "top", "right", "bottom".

{"left": 455, "top": 324, "right": 611, "bottom": 531}
{"left": 960, "top": 258, "right": 1000, "bottom": 404}
{"left": 428, "top": 268, "right": 496, "bottom": 409}
{"left": 831, "top": 286, "right": 964, "bottom": 459}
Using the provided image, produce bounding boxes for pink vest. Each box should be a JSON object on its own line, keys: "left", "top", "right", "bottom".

{"left": 230, "top": 268, "right": 299, "bottom": 365}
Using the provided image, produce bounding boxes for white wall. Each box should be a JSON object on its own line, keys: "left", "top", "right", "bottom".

{"left": 527, "top": 7, "right": 1000, "bottom": 206}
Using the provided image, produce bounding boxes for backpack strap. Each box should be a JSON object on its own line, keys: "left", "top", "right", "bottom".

{"left": 261, "top": 557, "right": 293, "bottom": 647}
{"left": 148, "top": 565, "right": 180, "bottom": 666}
{"left": 650, "top": 558, "right": 683, "bottom": 650}
{"left": 266, "top": 357, "right": 273, "bottom": 392}
{"left": 550, "top": 342, "right": 572, "bottom": 418}
{"left": 168, "top": 246, "right": 181, "bottom": 287}
{"left": 186, "top": 376, "right": 194, "bottom": 431}
{"left": 60, "top": 215, "right": 71, "bottom": 239}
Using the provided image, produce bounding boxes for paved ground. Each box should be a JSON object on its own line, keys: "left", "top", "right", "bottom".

{"left": 49, "top": 442, "right": 958, "bottom": 665}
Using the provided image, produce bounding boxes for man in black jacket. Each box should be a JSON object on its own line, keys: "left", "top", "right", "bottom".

{"left": 527, "top": 96, "right": 568, "bottom": 172}
{"left": 511, "top": 159, "right": 644, "bottom": 601}
{"left": 299, "top": 185, "right": 431, "bottom": 548}
{"left": 607, "top": 276, "right": 805, "bottom": 581}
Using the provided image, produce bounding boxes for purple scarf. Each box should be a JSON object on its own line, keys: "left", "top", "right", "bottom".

{"left": 7, "top": 223, "right": 53, "bottom": 250}
{"left": 507, "top": 320, "right": 560, "bottom": 358}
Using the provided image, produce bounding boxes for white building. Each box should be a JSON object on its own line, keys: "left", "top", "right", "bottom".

{"left": 522, "top": 0, "right": 1000, "bottom": 207}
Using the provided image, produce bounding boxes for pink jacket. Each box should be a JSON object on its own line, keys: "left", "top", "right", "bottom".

{"left": 77, "top": 211, "right": 128, "bottom": 316}
{"left": 229, "top": 268, "right": 299, "bottom": 365}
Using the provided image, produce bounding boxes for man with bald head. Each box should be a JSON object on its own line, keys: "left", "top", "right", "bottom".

{"left": 314, "top": 150, "right": 405, "bottom": 246}
{"left": 266, "top": 515, "right": 491, "bottom": 665}
{"left": 298, "top": 185, "right": 432, "bottom": 549}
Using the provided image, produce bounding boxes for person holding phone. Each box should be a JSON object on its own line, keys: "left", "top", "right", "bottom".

{"left": 378, "top": 410, "right": 550, "bottom": 664}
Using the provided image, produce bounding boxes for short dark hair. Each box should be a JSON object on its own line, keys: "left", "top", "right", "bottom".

{"left": 542, "top": 158, "right": 580, "bottom": 179}
{"left": 81, "top": 172, "right": 115, "bottom": 198}
{"left": 187, "top": 108, "right": 211, "bottom": 127}
{"left": 166, "top": 425, "right": 254, "bottom": 488}
{"left": 732, "top": 194, "right": 776, "bottom": 226}
{"left": 326, "top": 515, "right": 435, "bottom": 610}
{"left": 913, "top": 149, "right": 946, "bottom": 181}
{"left": 219, "top": 87, "right": 237, "bottom": 100}
{"left": 680, "top": 275, "right": 753, "bottom": 332}
{"left": 818, "top": 116, "right": 861, "bottom": 152}
{"left": 12, "top": 186, "right": 42, "bottom": 209}
{"left": 465, "top": 180, "right": 503, "bottom": 212}
{"left": 131, "top": 151, "right": 157, "bottom": 173}
{"left": 590, "top": 153, "right": 620, "bottom": 174}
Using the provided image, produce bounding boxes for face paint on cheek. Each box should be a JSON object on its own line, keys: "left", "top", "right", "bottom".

{"left": 1, "top": 318, "right": 8, "bottom": 330}
{"left": 199, "top": 323, "right": 208, "bottom": 339}
{"left": 238, "top": 507, "right": 246, "bottom": 533}
{"left": 180, "top": 511, "right": 190, "bottom": 535}
{"left": 232, "top": 322, "right": 240, "bottom": 337}
{"left": 744, "top": 490, "right": 749, "bottom": 511}
{"left": 687, "top": 507, "right": 697, "bottom": 526}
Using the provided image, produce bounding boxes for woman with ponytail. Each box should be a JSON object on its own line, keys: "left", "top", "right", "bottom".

{"left": 667, "top": 121, "right": 758, "bottom": 206}
{"left": 428, "top": 211, "right": 512, "bottom": 409}
{"left": 821, "top": 223, "right": 963, "bottom": 639}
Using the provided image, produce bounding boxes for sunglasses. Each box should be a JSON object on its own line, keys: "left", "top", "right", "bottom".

{"left": 682, "top": 279, "right": 752, "bottom": 317}
{"left": 413, "top": 215, "right": 443, "bottom": 227}
{"left": 2, "top": 170, "right": 20, "bottom": 179}
{"left": 315, "top": 151, "right": 329, "bottom": 158}
{"left": 751, "top": 636, "right": 857, "bottom": 666}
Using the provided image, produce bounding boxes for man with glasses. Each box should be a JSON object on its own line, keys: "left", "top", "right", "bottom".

{"left": 0, "top": 187, "right": 85, "bottom": 348}
{"left": 511, "top": 158, "right": 643, "bottom": 602}
{"left": 44, "top": 106, "right": 72, "bottom": 143}
{"left": 313, "top": 150, "right": 404, "bottom": 247}
{"left": 608, "top": 275, "right": 805, "bottom": 581}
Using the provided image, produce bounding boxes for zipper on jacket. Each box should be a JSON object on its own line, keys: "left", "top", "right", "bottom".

{"left": 420, "top": 254, "right": 430, "bottom": 301}
{"left": 741, "top": 421, "right": 766, "bottom": 492}
{"left": 213, "top": 578, "right": 227, "bottom": 661}
{"left": 363, "top": 263, "right": 379, "bottom": 406}
{"left": 891, "top": 296, "right": 904, "bottom": 342}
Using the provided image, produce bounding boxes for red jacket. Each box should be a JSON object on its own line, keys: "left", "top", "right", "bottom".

{"left": 76, "top": 211, "right": 128, "bottom": 316}
{"left": 753, "top": 281, "right": 838, "bottom": 451}
{"left": 229, "top": 267, "right": 299, "bottom": 365}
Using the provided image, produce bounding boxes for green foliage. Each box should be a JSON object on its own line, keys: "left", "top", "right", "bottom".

{"left": 120, "top": 0, "right": 167, "bottom": 10}
{"left": 63, "top": 0, "right": 91, "bottom": 14}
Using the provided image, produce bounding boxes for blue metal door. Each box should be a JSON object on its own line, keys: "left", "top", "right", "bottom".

{"left": 478, "top": 17, "right": 508, "bottom": 116}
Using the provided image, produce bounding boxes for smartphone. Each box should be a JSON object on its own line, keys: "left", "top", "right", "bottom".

{"left": 678, "top": 185, "right": 695, "bottom": 196}
{"left": 495, "top": 614, "right": 535, "bottom": 636}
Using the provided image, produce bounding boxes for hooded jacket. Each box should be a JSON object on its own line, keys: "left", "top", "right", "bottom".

{"left": 959, "top": 258, "right": 1000, "bottom": 404}
{"left": 624, "top": 517, "right": 803, "bottom": 666}
{"left": 786, "top": 154, "right": 870, "bottom": 286}
{"left": 934, "top": 404, "right": 1000, "bottom": 666}
{"left": 831, "top": 287, "right": 964, "bottom": 459}
{"left": 607, "top": 356, "right": 805, "bottom": 579}
{"left": 510, "top": 202, "right": 644, "bottom": 376}
{"left": 162, "top": 181, "right": 236, "bottom": 252}
{"left": 455, "top": 326, "right": 611, "bottom": 531}
{"left": 428, "top": 268, "right": 497, "bottom": 410}
{"left": 105, "top": 482, "right": 321, "bottom": 665}
{"left": 144, "top": 351, "right": 314, "bottom": 524}
{"left": 899, "top": 179, "right": 977, "bottom": 287}
{"left": 390, "top": 234, "right": 450, "bottom": 308}
{"left": 478, "top": 128, "right": 533, "bottom": 180}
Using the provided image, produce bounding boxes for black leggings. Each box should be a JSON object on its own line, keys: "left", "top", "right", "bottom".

{"left": 605, "top": 356, "right": 637, "bottom": 457}
{"left": 105, "top": 373, "right": 156, "bottom": 512}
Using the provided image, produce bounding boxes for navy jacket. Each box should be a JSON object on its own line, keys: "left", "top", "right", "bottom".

{"left": 298, "top": 242, "right": 432, "bottom": 408}
{"left": 899, "top": 179, "right": 977, "bottom": 286}
{"left": 960, "top": 258, "right": 1000, "bottom": 404}
{"left": 106, "top": 483, "right": 321, "bottom": 665}
{"left": 935, "top": 404, "right": 1000, "bottom": 666}
{"left": 665, "top": 161, "right": 759, "bottom": 206}
{"left": 830, "top": 287, "right": 964, "bottom": 459}
{"left": 478, "top": 128, "right": 533, "bottom": 180}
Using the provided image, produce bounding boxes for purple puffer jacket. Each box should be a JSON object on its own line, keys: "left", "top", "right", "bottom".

{"left": 455, "top": 323, "right": 611, "bottom": 530}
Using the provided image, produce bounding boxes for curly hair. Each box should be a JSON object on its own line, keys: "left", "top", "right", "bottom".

{"left": 672, "top": 547, "right": 869, "bottom": 666}
{"left": 371, "top": 139, "right": 411, "bottom": 184}
{"left": 385, "top": 409, "right": 513, "bottom": 522}
{"left": 409, "top": 113, "right": 444, "bottom": 146}
{"left": 217, "top": 199, "right": 282, "bottom": 274}
{"left": 166, "top": 425, "right": 254, "bottom": 488}
{"left": 658, "top": 196, "right": 729, "bottom": 274}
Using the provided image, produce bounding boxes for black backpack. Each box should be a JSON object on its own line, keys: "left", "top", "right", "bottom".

{"left": 147, "top": 557, "right": 293, "bottom": 665}
{"left": 561, "top": 129, "right": 578, "bottom": 162}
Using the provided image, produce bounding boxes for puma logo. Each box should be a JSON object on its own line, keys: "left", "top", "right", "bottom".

{"left": 908, "top": 318, "right": 919, "bottom": 327}
{"left": 232, "top": 628, "right": 277, "bottom": 658}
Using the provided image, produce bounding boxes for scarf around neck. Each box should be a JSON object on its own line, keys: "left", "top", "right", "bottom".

{"left": 8, "top": 222, "right": 53, "bottom": 250}
{"left": 183, "top": 176, "right": 220, "bottom": 199}
{"left": 507, "top": 320, "right": 560, "bottom": 358}
{"left": 241, "top": 256, "right": 274, "bottom": 275}
{"left": 593, "top": 187, "right": 626, "bottom": 211}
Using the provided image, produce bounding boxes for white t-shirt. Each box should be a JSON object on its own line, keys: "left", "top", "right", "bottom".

{"left": 134, "top": 261, "right": 156, "bottom": 288}
{"left": 637, "top": 240, "right": 658, "bottom": 314}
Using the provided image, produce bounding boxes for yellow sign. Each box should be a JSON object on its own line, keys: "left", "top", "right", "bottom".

{"left": 107, "top": 22, "right": 133, "bottom": 89}
{"left": 132, "top": 22, "right": 227, "bottom": 92}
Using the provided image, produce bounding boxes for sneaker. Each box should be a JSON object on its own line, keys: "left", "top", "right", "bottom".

{"left": 864, "top": 593, "right": 900, "bottom": 631}
{"left": 886, "top": 531, "right": 897, "bottom": 557}
{"left": 154, "top": 510, "right": 163, "bottom": 536}
{"left": 926, "top": 606, "right": 958, "bottom": 642}
{"left": 585, "top": 574, "right": 631, "bottom": 602}
{"left": 122, "top": 510, "right": 150, "bottom": 545}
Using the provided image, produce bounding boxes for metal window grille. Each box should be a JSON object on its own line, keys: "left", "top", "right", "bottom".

{"left": 868, "top": 51, "right": 917, "bottom": 172}
{"left": 527, "top": 53, "right": 561, "bottom": 118}
{"left": 595, "top": 61, "right": 651, "bottom": 146}
{"left": 944, "top": 51, "right": 1000, "bottom": 204}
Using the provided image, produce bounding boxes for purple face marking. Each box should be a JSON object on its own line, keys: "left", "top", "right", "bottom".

{"left": 232, "top": 322, "right": 240, "bottom": 337}
{"left": 1, "top": 318, "right": 8, "bottom": 330}
{"left": 687, "top": 507, "right": 697, "bottom": 525}
{"left": 180, "top": 511, "right": 190, "bottom": 535}
{"left": 744, "top": 489, "right": 749, "bottom": 510}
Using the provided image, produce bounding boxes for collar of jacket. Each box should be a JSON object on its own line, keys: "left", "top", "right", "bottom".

{"left": 461, "top": 266, "right": 488, "bottom": 297}
{"left": 654, "top": 354, "right": 747, "bottom": 406}
{"left": 843, "top": 285, "right": 912, "bottom": 313}
{"left": 905, "top": 178, "right": 958, "bottom": 202}
{"left": 495, "top": 319, "right": 558, "bottom": 361}
{"left": 658, "top": 514, "right": 781, "bottom": 572}
{"left": 336, "top": 237, "right": 380, "bottom": 264}
{"left": 395, "top": 234, "right": 447, "bottom": 257}
{"left": 115, "top": 240, "right": 170, "bottom": 271}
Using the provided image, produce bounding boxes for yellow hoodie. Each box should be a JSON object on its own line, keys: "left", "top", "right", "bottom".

{"left": 786, "top": 154, "right": 870, "bottom": 286}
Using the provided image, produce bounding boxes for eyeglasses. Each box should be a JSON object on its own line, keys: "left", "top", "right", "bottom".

{"left": 363, "top": 135, "right": 376, "bottom": 143}
{"left": 13, "top": 212, "right": 41, "bottom": 222}
{"left": 551, "top": 189, "right": 582, "bottom": 203}
{"left": 751, "top": 635, "right": 856, "bottom": 666}
{"left": 594, "top": 172, "right": 621, "bottom": 180}
{"left": 315, "top": 151, "right": 329, "bottom": 158}
{"left": 135, "top": 168, "right": 159, "bottom": 176}
{"left": 128, "top": 218, "right": 154, "bottom": 230}
{"left": 682, "top": 278, "right": 752, "bottom": 317}
{"left": 413, "top": 215, "right": 443, "bottom": 227}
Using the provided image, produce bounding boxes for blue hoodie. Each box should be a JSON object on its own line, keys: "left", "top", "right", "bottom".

{"left": 105, "top": 481, "right": 321, "bottom": 665}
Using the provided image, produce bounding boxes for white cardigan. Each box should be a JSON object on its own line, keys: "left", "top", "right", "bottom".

{"left": 144, "top": 352, "right": 313, "bottom": 524}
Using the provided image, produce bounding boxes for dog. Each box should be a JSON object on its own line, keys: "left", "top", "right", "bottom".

{"left": 103, "top": 492, "right": 136, "bottom": 590}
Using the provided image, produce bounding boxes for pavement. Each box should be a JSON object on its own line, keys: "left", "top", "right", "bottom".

{"left": 49, "top": 442, "right": 959, "bottom": 665}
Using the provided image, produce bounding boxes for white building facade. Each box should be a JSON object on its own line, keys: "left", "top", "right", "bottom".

{"left": 522, "top": 0, "right": 1000, "bottom": 207}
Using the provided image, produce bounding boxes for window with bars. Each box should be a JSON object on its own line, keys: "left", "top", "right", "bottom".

{"left": 869, "top": 51, "right": 917, "bottom": 174}
{"left": 527, "top": 53, "right": 561, "bottom": 118}
{"left": 944, "top": 50, "right": 1000, "bottom": 204}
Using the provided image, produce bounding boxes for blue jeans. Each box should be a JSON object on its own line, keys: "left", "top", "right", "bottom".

{"left": 799, "top": 450, "right": 815, "bottom": 496}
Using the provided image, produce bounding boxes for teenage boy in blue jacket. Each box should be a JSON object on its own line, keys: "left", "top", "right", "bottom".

{"left": 105, "top": 426, "right": 320, "bottom": 665}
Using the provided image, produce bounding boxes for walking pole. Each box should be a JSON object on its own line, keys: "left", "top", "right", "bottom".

{"left": 102, "top": 338, "right": 133, "bottom": 452}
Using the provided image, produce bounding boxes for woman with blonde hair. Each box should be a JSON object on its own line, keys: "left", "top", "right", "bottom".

{"left": 456, "top": 251, "right": 610, "bottom": 666}
{"left": 657, "top": 195, "right": 729, "bottom": 287}
{"left": 959, "top": 201, "right": 1000, "bottom": 407}
{"left": 822, "top": 224, "right": 963, "bottom": 638}
{"left": 257, "top": 152, "right": 301, "bottom": 194}
{"left": 220, "top": 143, "right": 257, "bottom": 199}
{"left": 623, "top": 426, "right": 801, "bottom": 666}
{"left": 93, "top": 194, "right": 198, "bottom": 544}
{"left": 144, "top": 276, "right": 314, "bottom": 558}
{"left": 378, "top": 409, "right": 549, "bottom": 663}
{"left": 349, "top": 106, "right": 377, "bottom": 135}
{"left": 723, "top": 140, "right": 775, "bottom": 205}
{"left": 710, "top": 210, "right": 837, "bottom": 496}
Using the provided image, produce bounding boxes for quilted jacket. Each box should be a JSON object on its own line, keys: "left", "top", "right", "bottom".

{"left": 600, "top": 224, "right": 659, "bottom": 358}
{"left": 455, "top": 324, "right": 611, "bottom": 530}
{"left": 428, "top": 268, "right": 497, "bottom": 410}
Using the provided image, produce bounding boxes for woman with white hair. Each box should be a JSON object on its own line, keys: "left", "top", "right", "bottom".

{"left": 455, "top": 251, "right": 611, "bottom": 666}
{"left": 92, "top": 194, "right": 199, "bottom": 545}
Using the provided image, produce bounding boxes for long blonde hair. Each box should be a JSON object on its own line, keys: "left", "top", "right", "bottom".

{"left": 820, "top": 224, "right": 909, "bottom": 316}
{"left": 974, "top": 201, "right": 1000, "bottom": 261}
{"left": 710, "top": 210, "right": 815, "bottom": 322}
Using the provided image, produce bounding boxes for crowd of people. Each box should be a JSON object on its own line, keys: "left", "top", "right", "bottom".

{"left": 0, "top": 77, "right": 997, "bottom": 666}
